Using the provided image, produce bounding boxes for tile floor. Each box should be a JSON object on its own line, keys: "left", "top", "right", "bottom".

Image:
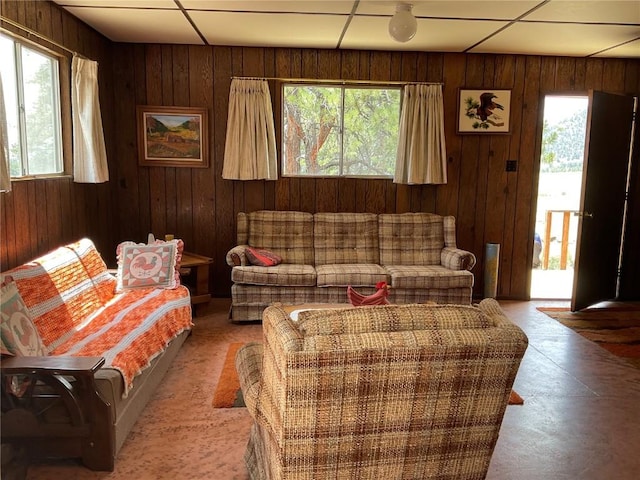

{"left": 21, "top": 298, "right": 640, "bottom": 479}
{"left": 489, "top": 300, "right": 640, "bottom": 480}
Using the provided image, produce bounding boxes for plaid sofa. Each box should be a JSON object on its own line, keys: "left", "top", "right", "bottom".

{"left": 226, "top": 211, "right": 476, "bottom": 322}
{"left": 236, "top": 299, "right": 528, "bottom": 479}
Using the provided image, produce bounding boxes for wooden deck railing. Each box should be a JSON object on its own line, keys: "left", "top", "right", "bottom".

{"left": 542, "top": 210, "right": 578, "bottom": 270}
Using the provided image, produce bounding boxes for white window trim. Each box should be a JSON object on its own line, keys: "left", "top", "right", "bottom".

{"left": 2, "top": 33, "right": 64, "bottom": 179}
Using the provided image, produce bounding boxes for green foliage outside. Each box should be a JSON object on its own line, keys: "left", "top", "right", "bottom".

{"left": 22, "top": 50, "right": 60, "bottom": 175}
{"left": 3, "top": 38, "right": 61, "bottom": 177}
{"left": 540, "top": 107, "right": 587, "bottom": 173}
{"left": 547, "top": 254, "right": 574, "bottom": 270}
{"left": 283, "top": 85, "right": 400, "bottom": 176}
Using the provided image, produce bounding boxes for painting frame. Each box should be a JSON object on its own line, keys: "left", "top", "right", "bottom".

{"left": 137, "top": 105, "right": 209, "bottom": 167}
{"left": 457, "top": 89, "right": 512, "bottom": 134}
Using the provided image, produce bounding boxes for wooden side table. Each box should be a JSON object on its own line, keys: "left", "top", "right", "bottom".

{"left": 180, "top": 252, "right": 213, "bottom": 315}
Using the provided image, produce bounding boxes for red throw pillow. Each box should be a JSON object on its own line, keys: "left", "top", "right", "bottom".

{"left": 245, "top": 247, "right": 282, "bottom": 267}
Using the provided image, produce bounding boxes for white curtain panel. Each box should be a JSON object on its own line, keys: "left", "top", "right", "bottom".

{"left": 394, "top": 84, "right": 447, "bottom": 185}
{"left": 0, "top": 73, "right": 11, "bottom": 192}
{"left": 72, "top": 55, "right": 109, "bottom": 183}
{"left": 222, "top": 79, "right": 278, "bottom": 180}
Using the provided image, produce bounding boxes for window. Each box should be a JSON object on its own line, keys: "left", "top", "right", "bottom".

{"left": 0, "top": 34, "right": 63, "bottom": 178}
{"left": 282, "top": 84, "right": 401, "bottom": 177}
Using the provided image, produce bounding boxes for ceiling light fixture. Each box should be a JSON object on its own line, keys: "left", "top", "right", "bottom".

{"left": 388, "top": 3, "right": 417, "bottom": 43}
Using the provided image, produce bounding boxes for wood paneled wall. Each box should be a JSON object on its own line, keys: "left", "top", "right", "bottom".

{"left": 2, "top": 1, "right": 639, "bottom": 300}
{"left": 112, "top": 45, "right": 639, "bottom": 298}
{"left": 1, "top": 0, "right": 116, "bottom": 268}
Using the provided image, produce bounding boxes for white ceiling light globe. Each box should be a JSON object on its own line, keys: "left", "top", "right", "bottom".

{"left": 388, "top": 3, "right": 417, "bottom": 43}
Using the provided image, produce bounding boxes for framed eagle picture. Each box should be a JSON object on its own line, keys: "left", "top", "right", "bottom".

{"left": 457, "top": 89, "right": 512, "bottom": 134}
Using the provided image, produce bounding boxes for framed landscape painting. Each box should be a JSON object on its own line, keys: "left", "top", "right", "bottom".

{"left": 137, "top": 106, "right": 209, "bottom": 167}
{"left": 457, "top": 89, "right": 511, "bottom": 134}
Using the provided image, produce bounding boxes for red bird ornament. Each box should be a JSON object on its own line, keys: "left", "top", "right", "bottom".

{"left": 347, "top": 281, "right": 390, "bottom": 306}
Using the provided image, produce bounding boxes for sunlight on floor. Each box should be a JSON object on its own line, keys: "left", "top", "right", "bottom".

{"left": 530, "top": 268, "right": 573, "bottom": 299}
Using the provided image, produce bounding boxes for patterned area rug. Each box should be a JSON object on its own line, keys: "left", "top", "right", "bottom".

{"left": 212, "top": 343, "right": 524, "bottom": 407}
{"left": 212, "top": 342, "right": 245, "bottom": 408}
{"left": 537, "top": 307, "right": 640, "bottom": 369}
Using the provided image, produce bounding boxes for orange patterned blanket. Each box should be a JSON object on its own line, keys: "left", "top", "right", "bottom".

{"left": 3, "top": 238, "right": 193, "bottom": 398}
{"left": 50, "top": 286, "right": 192, "bottom": 397}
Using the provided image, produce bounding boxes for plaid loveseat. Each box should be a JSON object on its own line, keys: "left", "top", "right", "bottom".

{"left": 236, "top": 299, "right": 528, "bottom": 479}
{"left": 226, "top": 211, "right": 476, "bottom": 321}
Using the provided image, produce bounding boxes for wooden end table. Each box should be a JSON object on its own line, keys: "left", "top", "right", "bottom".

{"left": 180, "top": 252, "right": 213, "bottom": 315}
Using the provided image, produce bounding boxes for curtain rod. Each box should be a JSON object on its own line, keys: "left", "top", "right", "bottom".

{"left": 231, "top": 76, "right": 443, "bottom": 86}
{"left": 1, "top": 16, "right": 86, "bottom": 59}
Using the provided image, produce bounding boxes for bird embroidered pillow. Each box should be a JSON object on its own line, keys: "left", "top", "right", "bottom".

{"left": 116, "top": 239, "right": 182, "bottom": 291}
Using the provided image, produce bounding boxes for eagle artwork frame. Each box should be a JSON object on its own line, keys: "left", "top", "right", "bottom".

{"left": 457, "top": 89, "right": 511, "bottom": 134}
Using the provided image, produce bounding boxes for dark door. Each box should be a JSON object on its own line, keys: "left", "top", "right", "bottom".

{"left": 572, "top": 91, "right": 635, "bottom": 311}
{"left": 618, "top": 110, "right": 640, "bottom": 300}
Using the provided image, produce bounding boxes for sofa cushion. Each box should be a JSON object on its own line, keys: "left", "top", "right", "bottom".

{"left": 232, "top": 264, "right": 316, "bottom": 287}
{"left": 385, "top": 265, "right": 474, "bottom": 289}
{"left": 1, "top": 278, "right": 47, "bottom": 356}
{"left": 379, "top": 213, "right": 444, "bottom": 265}
{"left": 2, "top": 239, "right": 116, "bottom": 351}
{"left": 297, "top": 304, "right": 492, "bottom": 336}
{"left": 315, "top": 264, "right": 388, "bottom": 287}
{"left": 247, "top": 211, "right": 314, "bottom": 265}
{"left": 74, "top": 239, "right": 119, "bottom": 304}
{"left": 302, "top": 327, "right": 498, "bottom": 352}
{"left": 314, "top": 213, "right": 379, "bottom": 265}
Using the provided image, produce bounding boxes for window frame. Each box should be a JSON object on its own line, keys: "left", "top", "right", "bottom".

{"left": 1, "top": 31, "right": 70, "bottom": 180}
{"left": 279, "top": 81, "right": 402, "bottom": 179}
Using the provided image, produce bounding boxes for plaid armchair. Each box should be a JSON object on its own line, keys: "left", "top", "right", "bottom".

{"left": 236, "top": 299, "right": 528, "bottom": 479}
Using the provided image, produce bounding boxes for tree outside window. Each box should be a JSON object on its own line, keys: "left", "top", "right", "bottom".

{"left": 0, "top": 34, "right": 63, "bottom": 178}
{"left": 282, "top": 84, "right": 400, "bottom": 177}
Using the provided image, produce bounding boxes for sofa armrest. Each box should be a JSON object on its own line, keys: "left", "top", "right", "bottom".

{"left": 441, "top": 247, "right": 476, "bottom": 271}
{"left": 1, "top": 356, "right": 105, "bottom": 375}
{"left": 226, "top": 245, "right": 249, "bottom": 267}
{"left": 478, "top": 298, "right": 526, "bottom": 331}
{"left": 235, "top": 343, "right": 264, "bottom": 418}
{"left": 1, "top": 355, "right": 115, "bottom": 471}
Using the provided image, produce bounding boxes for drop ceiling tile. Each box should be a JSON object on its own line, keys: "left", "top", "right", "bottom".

{"left": 342, "top": 16, "right": 509, "bottom": 52}
{"left": 181, "top": 0, "right": 356, "bottom": 14}
{"left": 357, "top": 0, "right": 542, "bottom": 20}
{"left": 593, "top": 38, "right": 640, "bottom": 57}
{"left": 62, "top": 7, "right": 204, "bottom": 44}
{"left": 47, "top": 0, "right": 640, "bottom": 57}
{"left": 54, "top": 0, "right": 177, "bottom": 8}
{"left": 470, "top": 22, "right": 640, "bottom": 56}
{"left": 524, "top": 0, "right": 640, "bottom": 24}
{"left": 190, "top": 11, "right": 347, "bottom": 48}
